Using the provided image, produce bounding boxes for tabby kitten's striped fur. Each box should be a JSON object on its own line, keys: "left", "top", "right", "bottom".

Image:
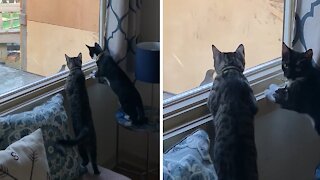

{"left": 207, "top": 44, "right": 258, "bottom": 180}
{"left": 59, "top": 53, "right": 99, "bottom": 175}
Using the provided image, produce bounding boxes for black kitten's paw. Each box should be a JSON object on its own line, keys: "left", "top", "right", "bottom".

{"left": 79, "top": 165, "right": 88, "bottom": 175}
{"left": 94, "top": 169, "right": 100, "bottom": 175}
{"left": 90, "top": 70, "right": 97, "bottom": 79}
{"left": 82, "top": 159, "right": 89, "bottom": 166}
{"left": 132, "top": 117, "right": 148, "bottom": 126}
{"left": 274, "top": 88, "right": 288, "bottom": 104}
{"left": 265, "top": 84, "right": 279, "bottom": 102}
{"left": 92, "top": 164, "right": 100, "bottom": 175}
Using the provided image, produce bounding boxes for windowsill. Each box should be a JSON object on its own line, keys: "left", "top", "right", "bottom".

{"left": 0, "top": 60, "right": 97, "bottom": 115}
{"left": 163, "top": 57, "right": 284, "bottom": 139}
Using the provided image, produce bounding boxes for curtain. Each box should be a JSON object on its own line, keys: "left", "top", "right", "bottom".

{"left": 104, "top": 0, "right": 141, "bottom": 77}
{"left": 292, "top": 0, "right": 320, "bottom": 66}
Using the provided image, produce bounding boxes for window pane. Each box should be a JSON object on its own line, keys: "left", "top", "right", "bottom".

{"left": 164, "top": 0, "right": 284, "bottom": 97}
{"left": 0, "top": 0, "right": 99, "bottom": 95}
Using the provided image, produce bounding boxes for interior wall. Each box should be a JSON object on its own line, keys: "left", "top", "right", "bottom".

{"left": 140, "top": 0, "right": 160, "bottom": 42}
{"left": 86, "top": 80, "right": 119, "bottom": 167}
{"left": 255, "top": 100, "right": 320, "bottom": 180}
{"left": 164, "top": 99, "right": 320, "bottom": 180}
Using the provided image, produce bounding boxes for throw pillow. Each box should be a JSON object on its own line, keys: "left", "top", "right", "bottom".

{"left": 0, "top": 93, "right": 82, "bottom": 180}
{"left": 163, "top": 129, "right": 218, "bottom": 180}
{"left": 0, "top": 129, "right": 51, "bottom": 180}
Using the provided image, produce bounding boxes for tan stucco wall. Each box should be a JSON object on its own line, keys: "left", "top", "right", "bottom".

{"left": 27, "top": 0, "right": 99, "bottom": 32}
{"left": 26, "top": 21, "right": 98, "bottom": 76}
{"left": 164, "top": 0, "right": 284, "bottom": 94}
{"left": 25, "top": 0, "right": 99, "bottom": 76}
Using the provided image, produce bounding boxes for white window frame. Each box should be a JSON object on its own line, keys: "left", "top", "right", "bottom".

{"left": 0, "top": 0, "right": 106, "bottom": 114}
{"left": 163, "top": 0, "right": 296, "bottom": 143}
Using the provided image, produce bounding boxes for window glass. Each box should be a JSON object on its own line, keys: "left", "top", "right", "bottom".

{"left": 164, "top": 0, "right": 284, "bottom": 98}
{"left": 0, "top": 0, "right": 99, "bottom": 95}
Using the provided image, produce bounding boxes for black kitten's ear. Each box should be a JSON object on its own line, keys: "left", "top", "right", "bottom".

{"left": 236, "top": 44, "right": 245, "bottom": 58}
{"left": 78, "top": 52, "right": 82, "bottom": 59}
{"left": 305, "top": 49, "right": 313, "bottom": 59}
{"left": 85, "top": 44, "right": 91, "bottom": 49}
{"left": 282, "top": 42, "right": 290, "bottom": 56}
{"left": 94, "top": 42, "right": 103, "bottom": 52}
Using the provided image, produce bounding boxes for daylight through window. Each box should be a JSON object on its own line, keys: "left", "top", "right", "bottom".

{"left": 0, "top": 0, "right": 99, "bottom": 95}
{"left": 164, "top": 0, "right": 284, "bottom": 98}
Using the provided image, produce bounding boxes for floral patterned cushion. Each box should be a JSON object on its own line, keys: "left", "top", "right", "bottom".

{"left": 0, "top": 94, "right": 82, "bottom": 180}
{"left": 163, "top": 129, "right": 217, "bottom": 180}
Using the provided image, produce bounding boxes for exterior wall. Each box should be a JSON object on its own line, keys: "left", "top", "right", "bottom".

{"left": 26, "top": 21, "right": 98, "bottom": 76}
{"left": 26, "top": 0, "right": 99, "bottom": 32}
{"left": 26, "top": 0, "right": 99, "bottom": 76}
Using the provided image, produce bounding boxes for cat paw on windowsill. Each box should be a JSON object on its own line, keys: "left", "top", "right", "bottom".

{"left": 90, "top": 70, "right": 97, "bottom": 79}
{"left": 264, "top": 84, "right": 280, "bottom": 102}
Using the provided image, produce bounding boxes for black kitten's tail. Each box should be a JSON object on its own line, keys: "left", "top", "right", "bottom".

{"left": 134, "top": 106, "right": 148, "bottom": 125}
{"left": 58, "top": 128, "right": 89, "bottom": 146}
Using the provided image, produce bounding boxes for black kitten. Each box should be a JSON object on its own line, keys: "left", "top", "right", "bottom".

{"left": 207, "top": 44, "right": 258, "bottom": 180}
{"left": 86, "top": 41, "right": 147, "bottom": 125}
{"left": 59, "top": 53, "right": 100, "bottom": 174}
{"left": 274, "top": 42, "right": 320, "bottom": 134}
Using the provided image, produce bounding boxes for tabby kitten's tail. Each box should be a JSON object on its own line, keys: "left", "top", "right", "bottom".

{"left": 58, "top": 128, "right": 89, "bottom": 146}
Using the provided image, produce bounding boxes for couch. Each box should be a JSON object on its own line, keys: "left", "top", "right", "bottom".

{"left": 0, "top": 93, "right": 130, "bottom": 180}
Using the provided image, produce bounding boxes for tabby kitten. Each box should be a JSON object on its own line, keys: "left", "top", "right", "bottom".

{"left": 207, "top": 44, "right": 258, "bottom": 180}
{"left": 86, "top": 41, "right": 147, "bottom": 125}
{"left": 59, "top": 53, "right": 100, "bottom": 174}
{"left": 273, "top": 42, "right": 320, "bottom": 134}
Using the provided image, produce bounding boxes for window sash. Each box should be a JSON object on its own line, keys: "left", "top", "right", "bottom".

{"left": 164, "top": 0, "right": 296, "bottom": 137}
{"left": 0, "top": 0, "right": 106, "bottom": 114}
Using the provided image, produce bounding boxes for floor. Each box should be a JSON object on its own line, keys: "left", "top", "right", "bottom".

{"left": 0, "top": 63, "right": 43, "bottom": 95}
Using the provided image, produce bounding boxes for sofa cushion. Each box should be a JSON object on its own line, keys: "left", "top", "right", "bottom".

{"left": 163, "top": 129, "right": 217, "bottom": 180}
{"left": 80, "top": 164, "right": 131, "bottom": 180}
{"left": 0, "top": 94, "right": 82, "bottom": 180}
{"left": 0, "top": 129, "right": 51, "bottom": 180}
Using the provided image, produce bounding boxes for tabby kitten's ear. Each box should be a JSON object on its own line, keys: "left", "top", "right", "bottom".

{"left": 212, "top": 44, "right": 221, "bottom": 61}
{"left": 78, "top": 52, "right": 82, "bottom": 60}
{"left": 65, "top": 54, "right": 70, "bottom": 62}
{"left": 236, "top": 44, "right": 245, "bottom": 58}
{"left": 305, "top": 49, "right": 313, "bottom": 60}
{"left": 75, "top": 53, "right": 82, "bottom": 67}
{"left": 212, "top": 45, "right": 222, "bottom": 73}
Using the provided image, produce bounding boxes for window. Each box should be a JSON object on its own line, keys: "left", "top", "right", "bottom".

{"left": 164, "top": 0, "right": 284, "bottom": 98}
{"left": 0, "top": 0, "right": 100, "bottom": 95}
